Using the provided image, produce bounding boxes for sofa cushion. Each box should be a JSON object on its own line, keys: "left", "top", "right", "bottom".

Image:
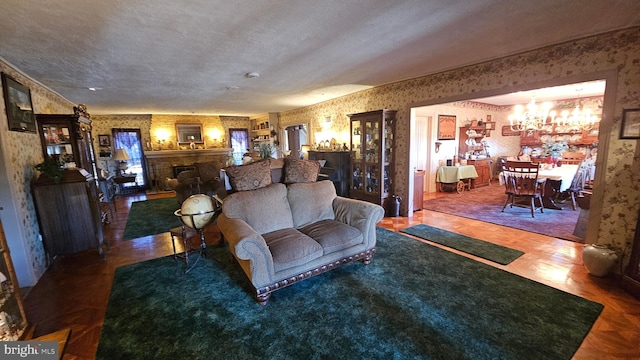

{"left": 225, "top": 159, "right": 272, "bottom": 191}
{"left": 299, "top": 219, "right": 363, "bottom": 254}
{"left": 284, "top": 158, "right": 320, "bottom": 184}
{"left": 287, "top": 180, "right": 336, "bottom": 228}
{"left": 221, "top": 183, "right": 293, "bottom": 234}
{"left": 195, "top": 160, "right": 221, "bottom": 183}
{"left": 263, "top": 228, "right": 323, "bottom": 272}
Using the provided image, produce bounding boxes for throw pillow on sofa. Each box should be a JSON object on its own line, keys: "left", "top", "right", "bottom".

{"left": 225, "top": 159, "right": 272, "bottom": 191}
{"left": 284, "top": 158, "right": 320, "bottom": 184}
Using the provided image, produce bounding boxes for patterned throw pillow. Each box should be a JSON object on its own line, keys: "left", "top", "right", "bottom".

{"left": 225, "top": 159, "right": 272, "bottom": 191}
{"left": 284, "top": 158, "right": 320, "bottom": 184}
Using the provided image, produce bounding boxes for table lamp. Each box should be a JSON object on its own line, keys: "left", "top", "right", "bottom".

{"left": 112, "top": 148, "right": 130, "bottom": 176}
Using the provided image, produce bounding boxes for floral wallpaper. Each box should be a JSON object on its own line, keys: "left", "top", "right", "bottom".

{"left": 279, "top": 27, "right": 640, "bottom": 265}
{"left": 1, "top": 27, "right": 638, "bottom": 286}
{"left": 0, "top": 62, "right": 75, "bottom": 286}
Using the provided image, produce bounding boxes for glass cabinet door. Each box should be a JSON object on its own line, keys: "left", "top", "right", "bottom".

{"left": 42, "top": 123, "right": 75, "bottom": 164}
{"left": 349, "top": 109, "right": 396, "bottom": 206}
{"left": 351, "top": 119, "right": 363, "bottom": 191}
{"left": 364, "top": 118, "right": 380, "bottom": 195}
{"left": 384, "top": 120, "right": 394, "bottom": 194}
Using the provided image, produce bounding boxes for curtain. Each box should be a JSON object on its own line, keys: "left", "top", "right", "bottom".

{"left": 229, "top": 129, "right": 248, "bottom": 153}
{"left": 113, "top": 130, "right": 142, "bottom": 164}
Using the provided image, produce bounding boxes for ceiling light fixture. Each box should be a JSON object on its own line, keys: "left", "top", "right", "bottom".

{"left": 555, "top": 88, "right": 599, "bottom": 131}
{"left": 245, "top": 72, "right": 260, "bottom": 79}
{"left": 508, "top": 97, "right": 556, "bottom": 132}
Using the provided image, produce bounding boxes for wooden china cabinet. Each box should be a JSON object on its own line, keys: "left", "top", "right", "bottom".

{"left": 458, "top": 125, "right": 487, "bottom": 155}
{"left": 349, "top": 109, "right": 396, "bottom": 206}
{"left": 459, "top": 125, "right": 491, "bottom": 187}
{"left": 519, "top": 123, "right": 600, "bottom": 147}
{"left": 622, "top": 210, "right": 640, "bottom": 299}
{"left": 466, "top": 159, "right": 491, "bottom": 187}
{"left": 32, "top": 106, "right": 105, "bottom": 260}
{"left": 35, "top": 107, "right": 98, "bottom": 177}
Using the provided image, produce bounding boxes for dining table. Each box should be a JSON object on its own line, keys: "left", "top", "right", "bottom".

{"left": 499, "top": 163, "right": 579, "bottom": 210}
{"left": 537, "top": 164, "right": 579, "bottom": 209}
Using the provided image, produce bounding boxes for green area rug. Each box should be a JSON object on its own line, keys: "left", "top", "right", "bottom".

{"left": 401, "top": 224, "right": 524, "bottom": 265}
{"left": 97, "top": 228, "right": 602, "bottom": 360}
{"left": 122, "top": 197, "right": 182, "bottom": 240}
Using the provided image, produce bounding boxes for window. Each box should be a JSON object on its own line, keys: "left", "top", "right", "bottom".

{"left": 229, "top": 128, "right": 249, "bottom": 165}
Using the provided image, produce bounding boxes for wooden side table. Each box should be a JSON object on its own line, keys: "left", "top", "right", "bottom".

{"left": 113, "top": 175, "right": 137, "bottom": 195}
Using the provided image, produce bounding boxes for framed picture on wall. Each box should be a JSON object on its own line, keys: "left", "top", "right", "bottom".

{"left": 437, "top": 115, "right": 456, "bottom": 140}
{"left": 1, "top": 72, "right": 36, "bottom": 133}
{"left": 620, "top": 108, "right": 640, "bottom": 139}
{"left": 98, "top": 134, "right": 111, "bottom": 147}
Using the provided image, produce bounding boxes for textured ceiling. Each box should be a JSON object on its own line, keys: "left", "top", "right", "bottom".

{"left": 0, "top": 0, "right": 638, "bottom": 116}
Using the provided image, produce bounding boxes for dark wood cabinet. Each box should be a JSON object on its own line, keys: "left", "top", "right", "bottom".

{"left": 467, "top": 159, "right": 491, "bottom": 187}
{"left": 32, "top": 170, "right": 105, "bottom": 260}
{"left": 622, "top": 210, "right": 640, "bottom": 299}
{"left": 36, "top": 109, "right": 98, "bottom": 179}
{"left": 349, "top": 109, "right": 396, "bottom": 206}
{"left": 308, "top": 151, "right": 350, "bottom": 197}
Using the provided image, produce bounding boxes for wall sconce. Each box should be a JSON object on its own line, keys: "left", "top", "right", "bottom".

{"left": 435, "top": 141, "right": 442, "bottom": 153}
{"left": 155, "top": 129, "right": 169, "bottom": 142}
{"left": 208, "top": 129, "right": 222, "bottom": 142}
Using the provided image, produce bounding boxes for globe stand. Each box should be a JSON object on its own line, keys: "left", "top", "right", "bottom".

{"left": 172, "top": 194, "right": 221, "bottom": 273}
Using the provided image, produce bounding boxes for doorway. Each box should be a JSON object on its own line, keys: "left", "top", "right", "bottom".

{"left": 407, "top": 77, "right": 610, "bottom": 243}
{"left": 112, "top": 128, "right": 148, "bottom": 191}
{"left": 285, "top": 124, "right": 307, "bottom": 159}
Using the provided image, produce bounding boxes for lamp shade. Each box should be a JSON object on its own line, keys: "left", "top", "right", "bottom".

{"left": 112, "top": 148, "right": 130, "bottom": 161}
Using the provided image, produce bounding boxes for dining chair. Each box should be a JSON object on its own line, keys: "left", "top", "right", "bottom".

{"left": 561, "top": 152, "right": 585, "bottom": 165}
{"left": 563, "top": 162, "right": 589, "bottom": 210}
{"left": 501, "top": 161, "right": 545, "bottom": 217}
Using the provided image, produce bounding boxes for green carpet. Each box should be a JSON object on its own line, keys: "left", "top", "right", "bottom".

{"left": 401, "top": 224, "right": 524, "bottom": 265}
{"left": 97, "top": 228, "right": 602, "bottom": 360}
{"left": 122, "top": 197, "right": 182, "bottom": 240}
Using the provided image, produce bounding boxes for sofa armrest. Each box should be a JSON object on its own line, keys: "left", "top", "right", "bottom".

{"left": 217, "top": 214, "right": 274, "bottom": 285}
{"left": 332, "top": 197, "right": 384, "bottom": 249}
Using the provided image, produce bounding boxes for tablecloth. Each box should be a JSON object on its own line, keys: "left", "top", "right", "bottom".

{"left": 436, "top": 165, "right": 478, "bottom": 183}
{"left": 538, "top": 164, "right": 579, "bottom": 192}
{"left": 499, "top": 164, "right": 578, "bottom": 192}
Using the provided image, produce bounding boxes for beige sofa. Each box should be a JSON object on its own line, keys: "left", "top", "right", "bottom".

{"left": 217, "top": 180, "right": 384, "bottom": 305}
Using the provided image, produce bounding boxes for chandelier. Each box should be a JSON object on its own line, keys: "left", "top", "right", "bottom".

{"left": 508, "top": 98, "right": 556, "bottom": 132}
{"left": 554, "top": 103, "right": 599, "bottom": 131}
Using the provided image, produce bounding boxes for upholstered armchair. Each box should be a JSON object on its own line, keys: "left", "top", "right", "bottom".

{"left": 175, "top": 160, "right": 224, "bottom": 203}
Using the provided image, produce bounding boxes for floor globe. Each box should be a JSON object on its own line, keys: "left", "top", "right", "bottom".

{"left": 179, "top": 194, "right": 216, "bottom": 230}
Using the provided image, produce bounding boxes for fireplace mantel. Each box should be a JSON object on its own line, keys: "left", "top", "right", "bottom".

{"left": 144, "top": 148, "right": 233, "bottom": 159}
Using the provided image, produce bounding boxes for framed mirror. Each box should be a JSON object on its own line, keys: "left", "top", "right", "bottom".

{"left": 176, "top": 123, "right": 204, "bottom": 145}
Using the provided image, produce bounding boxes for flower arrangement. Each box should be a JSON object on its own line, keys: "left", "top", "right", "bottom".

{"left": 541, "top": 141, "right": 569, "bottom": 157}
